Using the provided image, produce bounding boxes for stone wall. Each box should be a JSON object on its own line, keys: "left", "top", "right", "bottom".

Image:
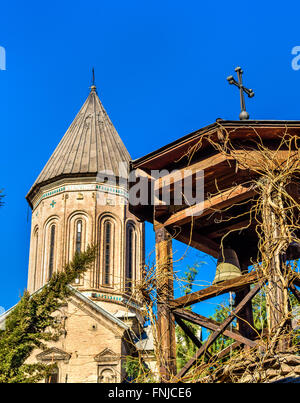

{"left": 25, "top": 296, "right": 133, "bottom": 383}
{"left": 27, "top": 176, "right": 144, "bottom": 311}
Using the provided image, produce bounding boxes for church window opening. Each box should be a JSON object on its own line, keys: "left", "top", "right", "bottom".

{"left": 126, "top": 224, "right": 135, "bottom": 291}
{"left": 75, "top": 220, "right": 82, "bottom": 253}
{"left": 33, "top": 230, "right": 39, "bottom": 290}
{"left": 48, "top": 224, "right": 56, "bottom": 279}
{"left": 103, "top": 221, "right": 112, "bottom": 286}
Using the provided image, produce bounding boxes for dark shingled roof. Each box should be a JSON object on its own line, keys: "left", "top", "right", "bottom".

{"left": 26, "top": 86, "right": 131, "bottom": 205}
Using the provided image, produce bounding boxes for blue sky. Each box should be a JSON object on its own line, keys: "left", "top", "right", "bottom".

{"left": 1, "top": 1, "right": 300, "bottom": 317}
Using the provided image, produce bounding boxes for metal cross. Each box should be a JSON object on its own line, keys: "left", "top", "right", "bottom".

{"left": 90, "top": 68, "right": 97, "bottom": 92}
{"left": 227, "top": 67, "right": 254, "bottom": 120}
{"left": 92, "top": 67, "right": 95, "bottom": 86}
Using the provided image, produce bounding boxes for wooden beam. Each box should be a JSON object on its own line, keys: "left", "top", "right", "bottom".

{"left": 230, "top": 149, "right": 297, "bottom": 172}
{"left": 174, "top": 309, "right": 258, "bottom": 348}
{"left": 175, "top": 316, "right": 203, "bottom": 348}
{"left": 235, "top": 285, "right": 256, "bottom": 342}
{"left": 154, "top": 154, "right": 231, "bottom": 193}
{"left": 175, "top": 316, "right": 212, "bottom": 360}
{"left": 291, "top": 273, "right": 300, "bottom": 288}
{"left": 155, "top": 227, "right": 176, "bottom": 381}
{"left": 207, "top": 219, "right": 251, "bottom": 240}
{"left": 290, "top": 283, "right": 300, "bottom": 304}
{"left": 161, "top": 184, "right": 255, "bottom": 228}
{"left": 173, "top": 231, "right": 219, "bottom": 258}
{"left": 171, "top": 271, "right": 262, "bottom": 309}
{"left": 216, "top": 341, "right": 242, "bottom": 360}
{"left": 174, "top": 280, "right": 266, "bottom": 379}
{"left": 154, "top": 149, "right": 295, "bottom": 203}
{"left": 131, "top": 125, "right": 300, "bottom": 182}
{"left": 234, "top": 261, "right": 256, "bottom": 342}
{"left": 179, "top": 341, "right": 242, "bottom": 381}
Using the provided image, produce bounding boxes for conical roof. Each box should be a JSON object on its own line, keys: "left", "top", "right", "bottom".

{"left": 26, "top": 86, "right": 131, "bottom": 204}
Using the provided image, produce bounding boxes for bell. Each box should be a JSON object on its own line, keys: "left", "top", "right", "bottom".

{"left": 213, "top": 248, "right": 242, "bottom": 284}
{"left": 286, "top": 242, "right": 300, "bottom": 261}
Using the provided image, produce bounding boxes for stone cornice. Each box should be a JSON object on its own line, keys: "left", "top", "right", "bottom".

{"left": 31, "top": 182, "right": 129, "bottom": 210}
{"left": 36, "top": 347, "right": 71, "bottom": 363}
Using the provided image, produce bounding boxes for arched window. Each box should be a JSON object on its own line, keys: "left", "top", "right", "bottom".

{"left": 126, "top": 224, "right": 136, "bottom": 291}
{"left": 48, "top": 224, "right": 56, "bottom": 279}
{"left": 103, "top": 221, "right": 112, "bottom": 286}
{"left": 74, "top": 219, "right": 83, "bottom": 285}
{"left": 98, "top": 367, "right": 116, "bottom": 383}
{"left": 75, "top": 220, "right": 82, "bottom": 253}
{"left": 33, "top": 230, "right": 39, "bottom": 290}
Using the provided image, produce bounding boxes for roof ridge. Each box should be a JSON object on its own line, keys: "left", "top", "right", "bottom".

{"left": 67, "top": 285, "right": 129, "bottom": 330}
{"left": 0, "top": 284, "right": 130, "bottom": 331}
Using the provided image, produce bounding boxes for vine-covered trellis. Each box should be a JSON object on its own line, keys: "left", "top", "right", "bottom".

{"left": 130, "top": 120, "right": 300, "bottom": 382}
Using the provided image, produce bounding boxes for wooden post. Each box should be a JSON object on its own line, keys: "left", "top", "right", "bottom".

{"left": 155, "top": 227, "right": 176, "bottom": 382}
{"left": 234, "top": 261, "right": 256, "bottom": 345}
{"left": 262, "top": 179, "right": 291, "bottom": 351}
{"left": 267, "top": 253, "right": 291, "bottom": 350}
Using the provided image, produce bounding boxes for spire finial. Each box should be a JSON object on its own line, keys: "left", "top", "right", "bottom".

{"left": 90, "top": 67, "right": 97, "bottom": 92}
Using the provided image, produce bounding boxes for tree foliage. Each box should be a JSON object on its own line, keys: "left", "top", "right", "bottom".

{"left": 0, "top": 245, "right": 96, "bottom": 383}
{"left": 123, "top": 355, "right": 154, "bottom": 383}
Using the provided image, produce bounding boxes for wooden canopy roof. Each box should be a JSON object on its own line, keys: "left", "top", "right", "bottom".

{"left": 129, "top": 120, "right": 300, "bottom": 261}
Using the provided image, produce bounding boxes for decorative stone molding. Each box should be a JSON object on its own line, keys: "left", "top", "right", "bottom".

{"left": 94, "top": 348, "right": 119, "bottom": 364}
{"left": 33, "top": 183, "right": 128, "bottom": 210}
{"left": 36, "top": 347, "right": 71, "bottom": 363}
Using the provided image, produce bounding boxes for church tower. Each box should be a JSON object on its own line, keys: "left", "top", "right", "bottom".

{"left": 0, "top": 81, "right": 154, "bottom": 383}
{"left": 26, "top": 84, "right": 144, "bottom": 316}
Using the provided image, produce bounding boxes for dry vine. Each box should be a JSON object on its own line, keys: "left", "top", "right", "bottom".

{"left": 120, "top": 125, "right": 300, "bottom": 383}
{"left": 172, "top": 124, "right": 300, "bottom": 382}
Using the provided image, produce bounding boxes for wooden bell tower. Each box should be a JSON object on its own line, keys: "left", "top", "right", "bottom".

{"left": 130, "top": 119, "right": 300, "bottom": 382}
